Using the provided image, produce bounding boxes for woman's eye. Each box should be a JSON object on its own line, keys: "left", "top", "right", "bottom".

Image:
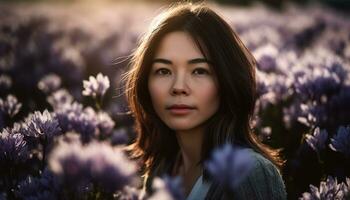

{"left": 193, "top": 68, "right": 210, "bottom": 75}
{"left": 155, "top": 68, "right": 171, "bottom": 75}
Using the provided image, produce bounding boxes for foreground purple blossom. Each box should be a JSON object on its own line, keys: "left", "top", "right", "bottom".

{"left": 300, "top": 176, "right": 350, "bottom": 200}
{"left": 22, "top": 110, "right": 61, "bottom": 140}
{"left": 0, "top": 95, "right": 22, "bottom": 118}
{"left": 205, "top": 144, "right": 254, "bottom": 191}
{"left": 49, "top": 141, "right": 137, "bottom": 194}
{"left": 305, "top": 127, "right": 328, "bottom": 153}
{"left": 82, "top": 73, "right": 110, "bottom": 98}
{"left": 149, "top": 175, "right": 185, "bottom": 200}
{"left": 329, "top": 125, "right": 350, "bottom": 157}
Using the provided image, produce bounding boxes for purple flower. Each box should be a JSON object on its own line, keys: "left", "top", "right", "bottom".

{"left": 329, "top": 125, "right": 350, "bottom": 157}
{"left": 0, "top": 128, "right": 29, "bottom": 164}
{"left": 82, "top": 73, "right": 110, "bottom": 98}
{"left": 295, "top": 70, "right": 341, "bottom": 102}
{"left": 253, "top": 44, "right": 279, "bottom": 73}
{"left": 54, "top": 103, "right": 101, "bottom": 142}
{"left": 300, "top": 176, "right": 348, "bottom": 200}
{"left": 54, "top": 101, "right": 83, "bottom": 133}
{"left": 149, "top": 175, "right": 185, "bottom": 200}
{"left": 257, "top": 54, "right": 277, "bottom": 73}
{"left": 47, "top": 89, "right": 74, "bottom": 110}
{"left": 205, "top": 144, "right": 254, "bottom": 190}
{"left": 37, "top": 73, "right": 62, "bottom": 94}
{"left": 49, "top": 141, "right": 137, "bottom": 194}
{"left": 0, "top": 94, "right": 22, "bottom": 117}
{"left": 305, "top": 127, "right": 328, "bottom": 153}
{"left": 22, "top": 110, "right": 61, "bottom": 140}
{"left": 70, "top": 107, "right": 98, "bottom": 142}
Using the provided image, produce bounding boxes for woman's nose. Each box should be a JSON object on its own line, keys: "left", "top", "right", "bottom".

{"left": 170, "top": 74, "right": 189, "bottom": 96}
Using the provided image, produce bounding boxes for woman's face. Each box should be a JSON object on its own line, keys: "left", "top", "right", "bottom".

{"left": 148, "top": 31, "right": 220, "bottom": 132}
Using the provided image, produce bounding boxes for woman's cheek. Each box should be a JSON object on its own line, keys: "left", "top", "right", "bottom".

{"left": 149, "top": 79, "right": 168, "bottom": 103}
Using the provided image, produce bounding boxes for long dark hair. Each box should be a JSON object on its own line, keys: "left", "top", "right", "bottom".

{"left": 123, "top": 1, "right": 283, "bottom": 184}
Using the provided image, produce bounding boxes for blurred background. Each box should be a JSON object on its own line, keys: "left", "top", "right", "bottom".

{"left": 0, "top": 0, "right": 349, "bottom": 199}
{"left": 1, "top": 0, "right": 350, "bottom": 10}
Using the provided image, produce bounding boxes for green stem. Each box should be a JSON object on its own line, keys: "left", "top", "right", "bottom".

{"left": 94, "top": 95, "right": 103, "bottom": 111}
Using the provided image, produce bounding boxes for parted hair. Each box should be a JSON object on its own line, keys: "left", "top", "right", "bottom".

{"left": 123, "top": 1, "right": 283, "bottom": 186}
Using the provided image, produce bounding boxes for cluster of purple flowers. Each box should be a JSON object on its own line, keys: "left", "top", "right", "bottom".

{"left": 22, "top": 110, "right": 61, "bottom": 140}
{"left": 53, "top": 101, "right": 115, "bottom": 142}
{"left": 303, "top": 124, "right": 350, "bottom": 177}
{"left": 300, "top": 176, "right": 350, "bottom": 200}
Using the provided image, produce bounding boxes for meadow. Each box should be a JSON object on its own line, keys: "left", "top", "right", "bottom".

{"left": 0, "top": 1, "right": 349, "bottom": 199}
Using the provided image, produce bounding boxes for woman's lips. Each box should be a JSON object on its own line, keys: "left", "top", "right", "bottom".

{"left": 168, "top": 106, "right": 194, "bottom": 115}
{"left": 168, "top": 107, "right": 195, "bottom": 115}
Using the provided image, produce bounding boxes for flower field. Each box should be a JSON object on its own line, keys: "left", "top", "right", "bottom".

{"left": 0, "top": 1, "right": 349, "bottom": 199}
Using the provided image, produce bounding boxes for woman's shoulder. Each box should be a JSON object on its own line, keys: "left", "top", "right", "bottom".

{"left": 244, "top": 148, "right": 278, "bottom": 172}
{"left": 233, "top": 148, "right": 287, "bottom": 200}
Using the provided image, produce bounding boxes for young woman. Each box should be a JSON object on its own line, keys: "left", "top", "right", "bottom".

{"left": 124, "top": 2, "right": 287, "bottom": 199}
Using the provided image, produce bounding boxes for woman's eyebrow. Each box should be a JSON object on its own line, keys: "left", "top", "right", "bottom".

{"left": 152, "top": 58, "right": 212, "bottom": 65}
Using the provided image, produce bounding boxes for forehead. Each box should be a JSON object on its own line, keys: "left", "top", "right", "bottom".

{"left": 154, "top": 31, "right": 205, "bottom": 59}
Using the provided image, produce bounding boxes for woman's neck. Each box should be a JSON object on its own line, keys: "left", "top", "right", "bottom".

{"left": 175, "top": 127, "right": 203, "bottom": 173}
{"left": 175, "top": 127, "right": 204, "bottom": 196}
